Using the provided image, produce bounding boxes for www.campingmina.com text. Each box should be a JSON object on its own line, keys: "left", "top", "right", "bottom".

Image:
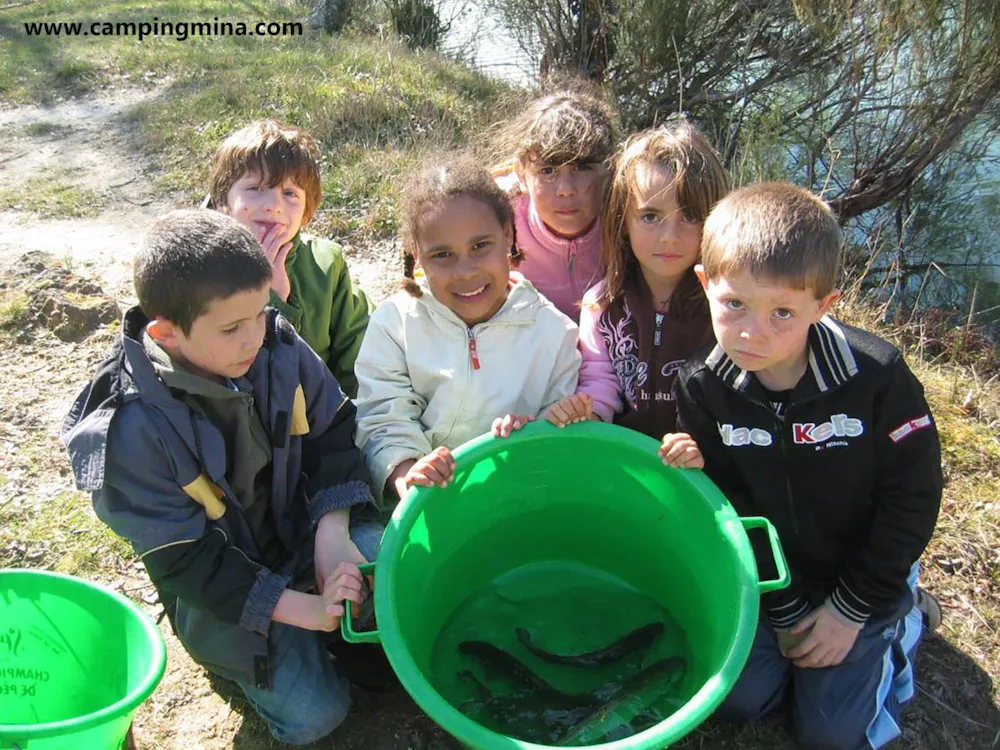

{"left": 23, "top": 18, "right": 303, "bottom": 42}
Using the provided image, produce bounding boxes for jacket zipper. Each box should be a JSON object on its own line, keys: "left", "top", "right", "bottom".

{"left": 746, "top": 395, "right": 800, "bottom": 535}
{"left": 568, "top": 242, "right": 578, "bottom": 300}
{"left": 467, "top": 328, "right": 481, "bottom": 371}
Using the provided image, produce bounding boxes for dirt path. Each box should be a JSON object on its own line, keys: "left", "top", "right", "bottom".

{"left": 0, "top": 87, "right": 176, "bottom": 298}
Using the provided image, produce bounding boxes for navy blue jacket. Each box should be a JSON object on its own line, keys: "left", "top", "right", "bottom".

{"left": 62, "top": 306, "right": 376, "bottom": 688}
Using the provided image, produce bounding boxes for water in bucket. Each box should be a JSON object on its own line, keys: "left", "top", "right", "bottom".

{"left": 430, "top": 560, "right": 693, "bottom": 746}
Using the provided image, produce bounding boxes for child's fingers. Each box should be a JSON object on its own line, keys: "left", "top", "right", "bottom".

{"left": 421, "top": 464, "right": 449, "bottom": 487}
{"left": 511, "top": 416, "right": 530, "bottom": 431}
{"left": 432, "top": 446, "right": 456, "bottom": 471}
{"left": 491, "top": 417, "right": 504, "bottom": 436}
{"left": 429, "top": 456, "right": 454, "bottom": 484}
{"left": 496, "top": 413, "right": 514, "bottom": 437}
{"left": 274, "top": 241, "right": 293, "bottom": 266}
{"left": 543, "top": 412, "right": 564, "bottom": 426}
{"left": 407, "top": 472, "right": 434, "bottom": 488}
{"left": 545, "top": 405, "right": 569, "bottom": 426}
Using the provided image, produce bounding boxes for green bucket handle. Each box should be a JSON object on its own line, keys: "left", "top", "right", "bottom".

{"left": 341, "top": 562, "right": 381, "bottom": 644}
{"left": 739, "top": 516, "right": 790, "bottom": 593}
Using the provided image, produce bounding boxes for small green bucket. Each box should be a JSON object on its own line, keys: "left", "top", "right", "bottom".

{"left": 344, "top": 421, "right": 788, "bottom": 749}
{"left": 0, "top": 570, "right": 167, "bottom": 750}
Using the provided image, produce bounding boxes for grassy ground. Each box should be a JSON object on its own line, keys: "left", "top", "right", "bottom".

{"left": 1, "top": 1, "right": 999, "bottom": 748}
{"left": 0, "top": 0, "right": 519, "bottom": 235}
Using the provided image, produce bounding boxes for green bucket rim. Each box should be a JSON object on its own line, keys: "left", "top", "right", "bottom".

{"left": 373, "top": 421, "right": 762, "bottom": 750}
{"left": 0, "top": 569, "right": 168, "bottom": 741}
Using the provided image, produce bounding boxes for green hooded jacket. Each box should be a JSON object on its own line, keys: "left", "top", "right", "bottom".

{"left": 267, "top": 232, "right": 371, "bottom": 397}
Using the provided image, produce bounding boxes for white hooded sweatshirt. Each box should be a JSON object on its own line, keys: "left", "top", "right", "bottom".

{"left": 354, "top": 272, "right": 580, "bottom": 497}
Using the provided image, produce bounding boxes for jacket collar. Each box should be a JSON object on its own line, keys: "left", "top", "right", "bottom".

{"left": 706, "top": 315, "right": 859, "bottom": 394}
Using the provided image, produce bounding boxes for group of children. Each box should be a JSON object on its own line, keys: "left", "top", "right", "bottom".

{"left": 61, "top": 83, "right": 942, "bottom": 749}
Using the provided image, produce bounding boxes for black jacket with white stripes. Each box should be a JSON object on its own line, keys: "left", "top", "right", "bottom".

{"left": 675, "top": 316, "right": 942, "bottom": 629}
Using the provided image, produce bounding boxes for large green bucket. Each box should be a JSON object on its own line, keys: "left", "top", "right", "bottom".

{"left": 0, "top": 570, "right": 167, "bottom": 750}
{"left": 344, "top": 421, "right": 788, "bottom": 749}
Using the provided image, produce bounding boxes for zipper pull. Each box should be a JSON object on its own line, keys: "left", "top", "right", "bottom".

{"left": 468, "top": 329, "right": 481, "bottom": 371}
{"left": 654, "top": 313, "right": 664, "bottom": 347}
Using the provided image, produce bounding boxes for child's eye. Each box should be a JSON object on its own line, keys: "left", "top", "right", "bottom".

{"left": 774, "top": 308, "right": 794, "bottom": 320}
{"left": 574, "top": 162, "right": 593, "bottom": 172}
{"left": 472, "top": 240, "right": 491, "bottom": 251}
{"left": 430, "top": 251, "right": 452, "bottom": 261}
{"left": 724, "top": 299, "right": 744, "bottom": 311}
{"left": 538, "top": 166, "right": 556, "bottom": 176}
{"left": 283, "top": 189, "right": 300, "bottom": 198}
{"left": 640, "top": 213, "right": 659, "bottom": 223}
{"left": 222, "top": 325, "right": 239, "bottom": 335}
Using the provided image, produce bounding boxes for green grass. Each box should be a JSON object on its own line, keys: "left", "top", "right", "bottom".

{"left": 0, "top": 290, "right": 29, "bottom": 330}
{"left": 24, "top": 121, "right": 72, "bottom": 137}
{"left": 0, "top": 0, "right": 520, "bottom": 237}
{"left": 0, "top": 170, "right": 106, "bottom": 218}
{"left": 0, "top": 490, "right": 133, "bottom": 576}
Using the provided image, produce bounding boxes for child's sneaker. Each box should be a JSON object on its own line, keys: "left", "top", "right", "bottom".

{"left": 915, "top": 587, "right": 942, "bottom": 632}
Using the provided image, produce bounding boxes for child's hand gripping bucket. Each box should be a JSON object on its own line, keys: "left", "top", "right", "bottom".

{"left": 0, "top": 570, "right": 166, "bottom": 750}
{"left": 343, "top": 421, "right": 789, "bottom": 748}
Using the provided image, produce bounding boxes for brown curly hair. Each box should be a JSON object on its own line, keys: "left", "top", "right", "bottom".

{"left": 399, "top": 153, "right": 522, "bottom": 297}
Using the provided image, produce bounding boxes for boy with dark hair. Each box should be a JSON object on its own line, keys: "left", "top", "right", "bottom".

{"left": 207, "top": 119, "right": 370, "bottom": 397}
{"left": 671, "top": 183, "right": 942, "bottom": 749}
{"left": 62, "top": 209, "right": 384, "bottom": 745}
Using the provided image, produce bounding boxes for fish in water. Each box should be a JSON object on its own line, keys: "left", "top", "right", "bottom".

{"left": 556, "top": 657, "right": 687, "bottom": 747}
{"left": 458, "top": 669, "right": 597, "bottom": 745}
{"left": 515, "top": 622, "right": 665, "bottom": 667}
{"left": 458, "top": 640, "right": 567, "bottom": 695}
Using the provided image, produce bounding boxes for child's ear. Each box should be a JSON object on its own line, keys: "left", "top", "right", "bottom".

{"left": 694, "top": 264, "right": 709, "bottom": 290}
{"left": 503, "top": 221, "right": 514, "bottom": 253}
{"left": 146, "top": 317, "right": 181, "bottom": 347}
{"left": 815, "top": 288, "right": 842, "bottom": 320}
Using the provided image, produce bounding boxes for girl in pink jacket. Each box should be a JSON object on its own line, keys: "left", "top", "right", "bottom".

{"left": 492, "top": 85, "right": 616, "bottom": 323}
{"left": 560, "top": 119, "right": 730, "bottom": 463}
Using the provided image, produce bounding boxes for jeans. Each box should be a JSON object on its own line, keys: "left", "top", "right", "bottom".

{"left": 235, "top": 520, "right": 385, "bottom": 745}
{"left": 718, "top": 565, "right": 924, "bottom": 750}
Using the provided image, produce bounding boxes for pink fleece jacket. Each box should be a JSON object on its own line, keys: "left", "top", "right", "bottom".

{"left": 513, "top": 193, "right": 603, "bottom": 323}
{"left": 576, "top": 282, "right": 623, "bottom": 422}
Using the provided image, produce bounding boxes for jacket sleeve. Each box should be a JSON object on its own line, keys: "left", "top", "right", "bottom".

{"left": 675, "top": 371, "right": 813, "bottom": 629}
{"left": 538, "top": 315, "right": 583, "bottom": 414}
{"left": 98, "top": 410, "right": 286, "bottom": 635}
{"left": 291, "top": 327, "right": 377, "bottom": 525}
{"left": 576, "top": 295, "right": 622, "bottom": 422}
{"left": 829, "top": 355, "right": 942, "bottom": 626}
{"left": 353, "top": 304, "right": 434, "bottom": 499}
{"left": 325, "top": 256, "right": 371, "bottom": 399}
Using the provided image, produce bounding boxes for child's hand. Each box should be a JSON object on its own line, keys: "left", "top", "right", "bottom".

{"left": 257, "top": 224, "right": 293, "bottom": 302}
{"left": 491, "top": 413, "right": 536, "bottom": 438}
{"left": 405, "top": 447, "right": 456, "bottom": 489}
{"left": 658, "top": 432, "right": 704, "bottom": 469}
{"left": 786, "top": 605, "right": 860, "bottom": 668}
{"left": 544, "top": 394, "right": 593, "bottom": 428}
{"left": 312, "top": 562, "right": 366, "bottom": 632}
{"left": 776, "top": 627, "right": 810, "bottom": 657}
